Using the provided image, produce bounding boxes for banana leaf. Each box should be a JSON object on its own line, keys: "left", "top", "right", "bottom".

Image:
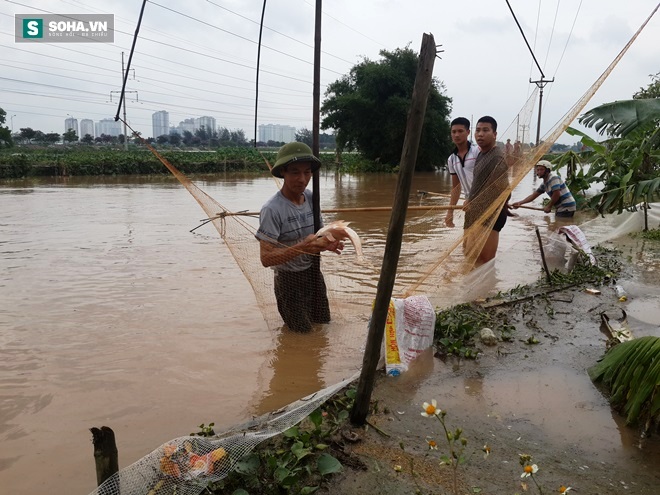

{"left": 579, "top": 99, "right": 660, "bottom": 137}
{"left": 589, "top": 336, "right": 660, "bottom": 426}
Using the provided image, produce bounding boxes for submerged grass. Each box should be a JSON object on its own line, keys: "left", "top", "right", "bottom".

{"left": 433, "top": 245, "right": 624, "bottom": 359}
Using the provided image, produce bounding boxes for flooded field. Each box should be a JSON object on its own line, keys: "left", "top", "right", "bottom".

{"left": 0, "top": 171, "right": 658, "bottom": 494}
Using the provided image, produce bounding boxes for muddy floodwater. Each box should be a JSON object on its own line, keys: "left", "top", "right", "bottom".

{"left": 0, "top": 171, "right": 658, "bottom": 494}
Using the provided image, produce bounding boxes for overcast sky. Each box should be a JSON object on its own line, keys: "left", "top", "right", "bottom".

{"left": 1, "top": 0, "right": 658, "bottom": 145}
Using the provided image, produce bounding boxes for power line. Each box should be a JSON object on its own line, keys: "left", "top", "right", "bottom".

{"left": 543, "top": 0, "right": 583, "bottom": 109}
{"left": 148, "top": 1, "right": 345, "bottom": 76}
{"left": 301, "top": 0, "right": 385, "bottom": 47}
{"left": 204, "top": 0, "right": 355, "bottom": 66}
{"left": 542, "top": 0, "right": 561, "bottom": 71}
{"left": 505, "top": 0, "right": 545, "bottom": 79}
{"left": 0, "top": 38, "right": 318, "bottom": 96}
{"left": 2, "top": 4, "right": 340, "bottom": 84}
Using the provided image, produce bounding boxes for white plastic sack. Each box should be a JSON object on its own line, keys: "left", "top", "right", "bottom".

{"left": 383, "top": 295, "right": 436, "bottom": 376}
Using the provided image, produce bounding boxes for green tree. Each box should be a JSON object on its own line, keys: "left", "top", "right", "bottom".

{"left": 156, "top": 134, "right": 169, "bottom": 145}
{"left": 634, "top": 72, "right": 660, "bottom": 99}
{"left": 0, "top": 107, "right": 13, "bottom": 147}
{"left": 295, "top": 128, "right": 313, "bottom": 147}
{"left": 230, "top": 129, "right": 248, "bottom": 146}
{"left": 169, "top": 133, "right": 181, "bottom": 146}
{"left": 81, "top": 133, "right": 94, "bottom": 144}
{"left": 44, "top": 132, "right": 61, "bottom": 144}
{"left": 320, "top": 132, "right": 336, "bottom": 149}
{"left": 19, "top": 127, "right": 37, "bottom": 143}
{"left": 63, "top": 129, "right": 78, "bottom": 143}
{"left": 195, "top": 126, "right": 209, "bottom": 144}
{"left": 182, "top": 130, "right": 193, "bottom": 146}
{"left": 218, "top": 127, "right": 231, "bottom": 146}
{"left": 321, "top": 46, "right": 452, "bottom": 171}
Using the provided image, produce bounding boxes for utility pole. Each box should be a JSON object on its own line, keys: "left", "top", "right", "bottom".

{"left": 110, "top": 52, "right": 137, "bottom": 151}
{"left": 520, "top": 124, "right": 530, "bottom": 148}
{"left": 530, "top": 77, "right": 554, "bottom": 146}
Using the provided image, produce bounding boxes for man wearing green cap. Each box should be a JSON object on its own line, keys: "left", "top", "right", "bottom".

{"left": 256, "top": 142, "right": 343, "bottom": 332}
{"left": 512, "top": 160, "right": 576, "bottom": 218}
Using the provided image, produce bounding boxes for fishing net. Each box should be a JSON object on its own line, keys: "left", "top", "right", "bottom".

{"left": 90, "top": 6, "right": 657, "bottom": 495}
{"left": 88, "top": 375, "right": 357, "bottom": 495}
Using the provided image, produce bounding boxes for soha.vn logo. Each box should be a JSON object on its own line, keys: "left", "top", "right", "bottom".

{"left": 22, "top": 19, "right": 43, "bottom": 38}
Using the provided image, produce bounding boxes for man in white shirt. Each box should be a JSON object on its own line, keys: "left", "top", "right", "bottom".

{"left": 445, "top": 117, "right": 479, "bottom": 228}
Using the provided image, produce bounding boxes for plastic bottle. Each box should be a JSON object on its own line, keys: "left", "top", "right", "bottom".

{"left": 614, "top": 285, "right": 627, "bottom": 302}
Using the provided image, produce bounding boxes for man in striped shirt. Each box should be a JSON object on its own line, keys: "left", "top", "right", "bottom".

{"left": 512, "top": 160, "right": 576, "bottom": 218}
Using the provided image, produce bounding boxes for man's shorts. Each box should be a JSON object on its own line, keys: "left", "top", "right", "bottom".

{"left": 556, "top": 210, "right": 575, "bottom": 218}
{"left": 493, "top": 204, "right": 508, "bottom": 232}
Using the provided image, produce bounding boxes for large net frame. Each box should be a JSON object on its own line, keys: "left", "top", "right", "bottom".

{"left": 89, "top": 5, "right": 658, "bottom": 494}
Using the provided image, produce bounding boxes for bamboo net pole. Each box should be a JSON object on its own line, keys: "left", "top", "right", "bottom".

{"left": 207, "top": 205, "right": 464, "bottom": 219}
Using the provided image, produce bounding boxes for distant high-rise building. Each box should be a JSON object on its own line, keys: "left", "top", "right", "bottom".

{"left": 258, "top": 124, "right": 296, "bottom": 143}
{"left": 80, "top": 119, "right": 94, "bottom": 138}
{"left": 95, "top": 118, "right": 122, "bottom": 137}
{"left": 177, "top": 118, "right": 196, "bottom": 135}
{"left": 195, "top": 116, "right": 216, "bottom": 133}
{"left": 152, "top": 110, "right": 169, "bottom": 138}
{"left": 64, "top": 117, "right": 79, "bottom": 137}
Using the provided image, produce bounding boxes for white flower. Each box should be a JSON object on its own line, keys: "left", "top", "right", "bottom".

{"left": 421, "top": 399, "right": 441, "bottom": 417}
{"left": 521, "top": 464, "right": 538, "bottom": 478}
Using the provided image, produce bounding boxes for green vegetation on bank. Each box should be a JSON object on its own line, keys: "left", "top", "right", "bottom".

{"left": 0, "top": 147, "right": 370, "bottom": 179}
{"left": 205, "top": 388, "right": 358, "bottom": 495}
{"left": 433, "top": 246, "right": 624, "bottom": 359}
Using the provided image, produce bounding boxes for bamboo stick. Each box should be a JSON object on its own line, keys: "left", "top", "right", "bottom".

{"left": 351, "top": 33, "right": 438, "bottom": 426}
{"left": 417, "top": 189, "right": 460, "bottom": 199}
{"left": 207, "top": 205, "right": 464, "bottom": 219}
{"left": 418, "top": 190, "right": 546, "bottom": 212}
{"left": 517, "top": 205, "right": 546, "bottom": 211}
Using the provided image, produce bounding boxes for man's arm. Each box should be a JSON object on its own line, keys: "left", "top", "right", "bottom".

{"left": 259, "top": 235, "right": 342, "bottom": 268}
{"left": 444, "top": 174, "right": 462, "bottom": 228}
{"left": 544, "top": 190, "right": 562, "bottom": 213}
{"left": 512, "top": 191, "right": 541, "bottom": 208}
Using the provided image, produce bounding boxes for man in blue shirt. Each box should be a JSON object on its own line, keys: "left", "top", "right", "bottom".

{"left": 512, "top": 160, "right": 576, "bottom": 218}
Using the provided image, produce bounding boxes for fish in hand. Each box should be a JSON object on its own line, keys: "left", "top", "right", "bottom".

{"left": 316, "top": 220, "right": 365, "bottom": 262}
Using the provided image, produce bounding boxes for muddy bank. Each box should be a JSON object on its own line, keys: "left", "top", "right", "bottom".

{"left": 330, "top": 241, "right": 660, "bottom": 494}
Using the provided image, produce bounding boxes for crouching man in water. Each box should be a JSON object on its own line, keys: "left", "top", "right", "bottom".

{"left": 512, "top": 160, "right": 576, "bottom": 219}
{"left": 256, "top": 142, "right": 343, "bottom": 332}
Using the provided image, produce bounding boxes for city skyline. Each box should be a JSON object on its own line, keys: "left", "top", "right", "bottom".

{"left": 49, "top": 113, "right": 301, "bottom": 142}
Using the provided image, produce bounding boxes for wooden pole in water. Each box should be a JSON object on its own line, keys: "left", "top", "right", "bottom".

{"left": 351, "top": 33, "right": 438, "bottom": 425}
{"left": 90, "top": 426, "right": 119, "bottom": 488}
{"left": 535, "top": 226, "right": 552, "bottom": 283}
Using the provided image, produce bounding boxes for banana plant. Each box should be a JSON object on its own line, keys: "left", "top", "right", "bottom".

{"left": 563, "top": 124, "right": 660, "bottom": 217}
{"left": 589, "top": 336, "right": 660, "bottom": 432}
{"left": 579, "top": 98, "right": 660, "bottom": 137}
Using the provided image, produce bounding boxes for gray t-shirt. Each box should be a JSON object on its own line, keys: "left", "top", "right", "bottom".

{"left": 255, "top": 189, "right": 322, "bottom": 272}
